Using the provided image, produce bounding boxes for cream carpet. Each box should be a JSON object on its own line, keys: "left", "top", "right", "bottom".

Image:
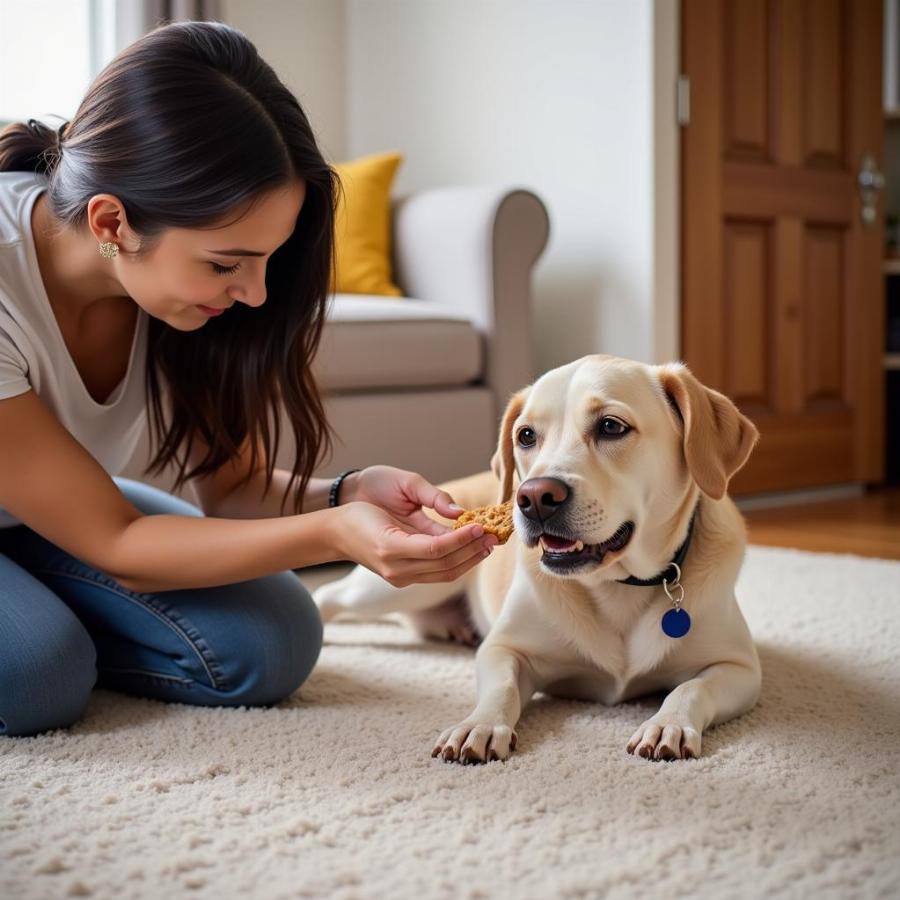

{"left": 2, "top": 544, "right": 899, "bottom": 900}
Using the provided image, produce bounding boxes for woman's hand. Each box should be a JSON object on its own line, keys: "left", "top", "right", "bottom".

{"left": 331, "top": 464, "right": 498, "bottom": 586}
{"left": 333, "top": 501, "right": 497, "bottom": 587}
{"left": 340, "top": 465, "right": 468, "bottom": 535}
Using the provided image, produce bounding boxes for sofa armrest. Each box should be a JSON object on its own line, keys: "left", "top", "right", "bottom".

{"left": 391, "top": 186, "right": 550, "bottom": 419}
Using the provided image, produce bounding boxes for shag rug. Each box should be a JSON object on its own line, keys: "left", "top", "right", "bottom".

{"left": 2, "top": 545, "right": 899, "bottom": 900}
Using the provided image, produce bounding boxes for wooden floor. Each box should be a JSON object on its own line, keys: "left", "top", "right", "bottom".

{"left": 740, "top": 485, "right": 900, "bottom": 560}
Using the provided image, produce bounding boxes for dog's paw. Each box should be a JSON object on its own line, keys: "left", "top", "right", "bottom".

{"left": 431, "top": 720, "right": 518, "bottom": 764}
{"left": 626, "top": 716, "right": 702, "bottom": 761}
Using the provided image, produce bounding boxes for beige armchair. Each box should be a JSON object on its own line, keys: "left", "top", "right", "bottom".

{"left": 121, "top": 185, "right": 550, "bottom": 501}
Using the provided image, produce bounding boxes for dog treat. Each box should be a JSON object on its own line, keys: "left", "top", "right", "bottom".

{"left": 453, "top": 500, "right": 515, "bottom": 544}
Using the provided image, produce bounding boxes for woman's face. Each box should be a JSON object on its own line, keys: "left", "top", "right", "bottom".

{"left": 110, "top": 179, "right": 306, "bottom": 330}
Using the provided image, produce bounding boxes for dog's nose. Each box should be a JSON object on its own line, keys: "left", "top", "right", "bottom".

{"left": 516, "top": 477, "right": 570, "bottom": 522}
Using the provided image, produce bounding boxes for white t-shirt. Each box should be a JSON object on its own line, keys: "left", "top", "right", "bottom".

{"left": 0, "top": 170, "right": 149, "bottom": 529}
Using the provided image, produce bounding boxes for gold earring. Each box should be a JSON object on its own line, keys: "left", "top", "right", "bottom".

{"left": 98, "top": 241, "right": 119, "bottom": 259}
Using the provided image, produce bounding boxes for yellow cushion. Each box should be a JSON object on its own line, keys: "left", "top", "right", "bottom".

{"left": 331, "top": 151, "right": 404, "bottom": 297}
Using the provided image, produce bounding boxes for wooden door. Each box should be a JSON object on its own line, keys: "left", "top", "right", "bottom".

{"left": 681, "top": 0, "right": 885, "bottom": 494}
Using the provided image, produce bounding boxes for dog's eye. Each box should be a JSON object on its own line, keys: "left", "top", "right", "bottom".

{"left": 597, "top": 417, "right": 629, "bottom": 438}
{"left": 516, "top": 427, "right": 537, "bottom": 448}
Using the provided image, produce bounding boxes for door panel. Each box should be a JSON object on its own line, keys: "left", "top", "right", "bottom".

{"left": 682, "top": 0, "right": 885, "bottom": 494}
{"left": 723, "top": 220, "right": 771, "bottom": 406}
{"left": 724, "top": 0, "right": 769, "bottom": 161}
{"left": 804, "top": 226, "right": 843, "bottom": 403}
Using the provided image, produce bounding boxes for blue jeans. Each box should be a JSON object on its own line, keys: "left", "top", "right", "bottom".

{"left": 0, "top": 478, "right": 323, "bottom": 738}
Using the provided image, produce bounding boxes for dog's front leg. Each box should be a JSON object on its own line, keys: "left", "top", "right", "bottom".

{"left": 432, "top": 642, "right": 539, "bottom": 764}
{"left": 627, "top": 660, "right": 761, "bottom": 761}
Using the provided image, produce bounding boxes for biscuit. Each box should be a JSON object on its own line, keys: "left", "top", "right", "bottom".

{"left": 452, "top": 500, "right": 514, "bottom": 544}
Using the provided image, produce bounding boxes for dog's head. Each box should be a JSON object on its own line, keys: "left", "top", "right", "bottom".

{"left": 490, "top": 355, "right": 759, "bottom": 582}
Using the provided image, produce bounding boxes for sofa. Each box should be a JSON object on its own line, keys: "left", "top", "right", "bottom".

{"left": 120, "top": 184, "right": 550, "bottom": 503}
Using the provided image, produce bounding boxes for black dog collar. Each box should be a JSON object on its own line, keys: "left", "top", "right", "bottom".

{"left": 616, "top": 505, "right": 698, "bottom": 588}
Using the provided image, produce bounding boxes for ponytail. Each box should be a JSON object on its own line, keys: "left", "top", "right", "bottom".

{"left": 0, "top": 118, "right": 68, "bottom": 175}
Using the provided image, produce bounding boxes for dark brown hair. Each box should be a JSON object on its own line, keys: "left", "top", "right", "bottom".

{"left": 0, "top": 21, "right": 337, "bottom": 514}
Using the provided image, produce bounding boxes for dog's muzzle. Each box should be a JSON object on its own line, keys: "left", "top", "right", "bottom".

{"left": 515, "top": 477, "right": 634, "bottom": 572}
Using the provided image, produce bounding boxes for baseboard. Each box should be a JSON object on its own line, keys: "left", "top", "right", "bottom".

{"left": 734, "top": 483, "right": 865, "bottom": 511}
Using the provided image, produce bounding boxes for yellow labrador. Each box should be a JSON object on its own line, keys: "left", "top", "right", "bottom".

{"left": 313, "top": 354, "right": 761, "bottom": 762}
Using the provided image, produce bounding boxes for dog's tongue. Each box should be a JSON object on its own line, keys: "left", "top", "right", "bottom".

{"left": 542, "top": 534, "right": 577, "bottom": 550}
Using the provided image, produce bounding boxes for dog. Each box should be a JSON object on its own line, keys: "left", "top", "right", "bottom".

{"left": 313, "top": 354, "right": 762, "bottom": 763}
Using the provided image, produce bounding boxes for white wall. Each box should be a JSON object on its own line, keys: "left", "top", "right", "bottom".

{"left": 0, "top": 0, "right": 94, "bottom": 121}
{"left": 221, "top": 0, "right": 347, "bottom": 162}
{"left": 223, "top": 0, "right": 680, "bottom": 373}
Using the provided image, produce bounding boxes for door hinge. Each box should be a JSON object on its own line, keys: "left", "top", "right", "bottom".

{"left": 677, "top": 75, "right": 691, "bottom": 126}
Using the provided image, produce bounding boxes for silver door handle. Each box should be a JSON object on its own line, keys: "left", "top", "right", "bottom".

{"left": 858, "top": 153, "right": 885, "bottom": 226}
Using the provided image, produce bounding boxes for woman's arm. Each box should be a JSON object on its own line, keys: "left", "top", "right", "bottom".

{"left": 112, "top": 505, "right": 347, "bottom": 592}
{"left": 202, "top": 467, "right": 360, "bottom": 518}
{"left": 187, "top": 432, "right": 360, "bottom": 518}
{"left": 0, "top": 391, "right": 351, "bottom": 593}
{"left": 1, "top": 389, "right": 483, "bottom": 596}
{"left": 2, "top": 393, "right": 492, "bottom": 595}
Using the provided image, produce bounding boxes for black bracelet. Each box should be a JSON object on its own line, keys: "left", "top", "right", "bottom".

{"left": 329, "top": 469, "right": 361, "bottom": 508}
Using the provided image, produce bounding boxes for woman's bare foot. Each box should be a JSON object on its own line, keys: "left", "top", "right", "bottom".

{"left": 396, "top": 594, "right": 481, "bottom": 646}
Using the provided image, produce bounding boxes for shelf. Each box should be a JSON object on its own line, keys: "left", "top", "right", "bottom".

{"left": 887, "top": 354, "right": 900, "bottom": 371}
{"left": 883, "top": 259, "right": 900, "bottom": 274}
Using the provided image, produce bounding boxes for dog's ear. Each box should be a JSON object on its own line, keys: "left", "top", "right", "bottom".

{"left": 491, "top": 387, "right": 531, "bottom": 504}
{"left": 657, "top": 363, "right": 760, "bottom": 500}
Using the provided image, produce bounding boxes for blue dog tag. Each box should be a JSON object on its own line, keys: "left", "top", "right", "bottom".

{"left": 661, "top": 608, "right": 691, "bottom": 638}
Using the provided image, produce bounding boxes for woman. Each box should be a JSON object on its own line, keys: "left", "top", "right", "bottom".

{"left": 0, "top": 21, "right": 497, "bottom": 738}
